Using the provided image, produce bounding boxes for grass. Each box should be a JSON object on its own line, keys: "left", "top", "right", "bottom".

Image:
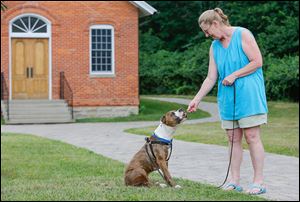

{"left": 142, "top": 94, "right": 218, "bottom": 103}
{"left": 1, "top": 133, "right": 266, "bottom": 201}
{"left": 76, "top": 97, "right": 210, "bottom": 123}
{"left": 125, "top": 97, "right": 299, "bottom": 157}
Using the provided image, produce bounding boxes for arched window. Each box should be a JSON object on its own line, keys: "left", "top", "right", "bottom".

{"left": 10, "top": 14, "right": 50, "bottom": 38}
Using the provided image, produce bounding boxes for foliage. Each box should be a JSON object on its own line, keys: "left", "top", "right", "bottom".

{"left": 139, "top": 1, "right": 299, "bottom": 101}
{"left": 140, "top": 50, "right": 181, "bottom": 94}
{"left": 142, "top": 1, "right": 299, "bottom": 55}
{"left": 140, "top": 39, "right": 217, "bottom": 96}
{"left": 139, "top": 29, "right": 165, "bottom": 53}
{"left": 140, "top": 1, "right": 215, "bottom": 51}
{"left": 264, "top": 55, "right": 299, "bottom": 101}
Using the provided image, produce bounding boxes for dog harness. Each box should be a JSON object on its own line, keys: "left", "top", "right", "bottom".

{"left": 144, "top": 133, "right": 173, "bottom": 186}
{"left": 144, "top": 122, "right": 176, "bottom": 186}
{"left": 145, "top": 133, "right": 173, "bottom": 160}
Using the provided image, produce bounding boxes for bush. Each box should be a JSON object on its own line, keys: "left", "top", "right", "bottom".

{"left": 175, "top": 85, "right": 195, "bottom": 95}
{"left": 139, "top": 29, "right": 165, "bottom": 53}
{"left": 257, "top": 15, "right": 299, "bottom": 58}
{"left": 140, "top": 41, "right": 299, "bottom": 102}
{"left": 139, "top": 40, "right": 212, "bottom": 95}
{"left": 264, "top": 55, "right": 299, "bottom": 101}
{"left": 139, "top": 50, "right": 183, "bottom": 94}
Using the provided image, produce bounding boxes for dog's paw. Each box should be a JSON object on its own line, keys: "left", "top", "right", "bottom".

{"left": 155, "top": 182, "right": 168, "bottom": 188}
{"left": 159, "top": 183, "right": 168, "bottom": 188}
{"left": 175, "top": 184, "right": 182, "bottom": 189}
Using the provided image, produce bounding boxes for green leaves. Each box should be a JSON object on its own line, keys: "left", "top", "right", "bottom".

{"left": 139, "top": 1, "right": 299, "bottom": 101}
{"left": 264, "top": 55, "right": 299, "bottom": 101}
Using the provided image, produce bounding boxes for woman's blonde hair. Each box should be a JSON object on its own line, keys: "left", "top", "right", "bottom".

{"left": 198, "top": 8, "right": 230, "bottom": 27}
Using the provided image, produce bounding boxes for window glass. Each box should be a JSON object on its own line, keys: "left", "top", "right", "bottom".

{"left": 90, "top": 26, "right": 114, "bottom": 74}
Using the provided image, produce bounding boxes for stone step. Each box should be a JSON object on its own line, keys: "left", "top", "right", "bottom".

{"left": 6, "top": 118, "right": 75, "bottom": 124}
{"left": 9, "top": 99, "right": 66, "bottom": 104}
{"left": 1, "top": 100, "right": 74, "bottom": 124}
{"left": 8, "top": 108, "right": 71, "bottom": 115}
{"left": 9, "top": 113, "right": 72, "bottom": 119}
{"left": 9, "top": 103, "right": 68, "bottom": 108}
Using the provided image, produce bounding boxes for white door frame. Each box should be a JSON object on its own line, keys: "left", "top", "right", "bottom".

{"left": 9, "top": 13, "right": 52, "bottom": 100}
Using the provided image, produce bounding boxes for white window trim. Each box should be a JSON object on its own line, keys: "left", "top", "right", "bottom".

{"left": 9, "top": 13, "right": 51, "bottom": 38}
{"left": 89, "top": 25, "right": 115, "bottom": 77}
{"left": 9, "top": 13, "right": 52, "bottom": 100}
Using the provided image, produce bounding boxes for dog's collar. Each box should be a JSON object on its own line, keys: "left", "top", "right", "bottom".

{"left": 151, "top": 133, "right": 173, "bottom": 144}
{"left": 153, "top": 122, "right": 176, "bottom": 141}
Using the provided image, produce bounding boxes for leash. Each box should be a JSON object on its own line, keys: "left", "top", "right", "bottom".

{"left": 145, "top": 137, "right": 173, "bottom": 185}
{"left": 218, "top": 83, "right": 236, "bottom": 189}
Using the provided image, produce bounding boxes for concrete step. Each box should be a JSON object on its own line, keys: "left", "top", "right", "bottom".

{"left": 9, "top": 99, "right": 66, "bottom": 104}
{"left": 9, "top": 113, "right": 72, "bottom": 119}
{"left": 9, "top": 102, "right": 68, "bottom": 106}
{"left": 9, "top": 103, "right": 68, "bottom": 108}
{"left": 1, "top": 102, "right": 8, "bottom": 119}
{"left": 9, "top": 108, "right": 71, "bottom": 114}
{"left": 6, "top": 118, "right": 75, "bottom": 124}
{"left": 1, "top": 100, "right": 74, "bottom": 124}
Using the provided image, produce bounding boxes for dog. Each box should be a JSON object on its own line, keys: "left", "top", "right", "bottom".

{"left": 124, "top": 108, "right": 187, "bottom": 188}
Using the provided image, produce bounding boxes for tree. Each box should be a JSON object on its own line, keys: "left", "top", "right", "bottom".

{"left": 139, "top": 1, "right": 299, "bottom": 100}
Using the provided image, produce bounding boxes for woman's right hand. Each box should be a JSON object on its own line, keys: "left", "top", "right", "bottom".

{"left": 187, "top": 99, "right": 200, "bottom": 113}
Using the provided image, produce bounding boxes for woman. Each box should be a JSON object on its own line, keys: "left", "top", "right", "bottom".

{"left": 187, "top": 8, "right": 268, "bottom": 195}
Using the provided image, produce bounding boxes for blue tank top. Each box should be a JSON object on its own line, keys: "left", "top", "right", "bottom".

{"left": 212, "top": 27, "right": 268, "bottom": 120}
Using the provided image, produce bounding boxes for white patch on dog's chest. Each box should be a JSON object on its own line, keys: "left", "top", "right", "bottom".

{"left": 154, "top": 123, "right": 176, "bottom": 141}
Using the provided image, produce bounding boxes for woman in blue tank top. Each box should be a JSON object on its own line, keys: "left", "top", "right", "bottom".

{"left": 188, "top": 8, "right": 268, "bottom": 195}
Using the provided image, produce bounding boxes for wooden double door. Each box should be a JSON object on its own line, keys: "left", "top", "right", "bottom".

{"left": 12, "top": 38, "right": 49, "bottom": 99}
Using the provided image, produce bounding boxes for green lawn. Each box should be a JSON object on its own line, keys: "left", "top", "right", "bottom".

{"left": 125, "top": 97, "right": 299, "bottom": 157}
{"left": 1, "top": 96, "right": 298, "bottom": 200}
{"left": 142, "top": 94, "right": 218, "bottom": 103}
{"left": 76, "top": 97, "right": 210, "bottom": 123}
{"left": 1, "top": 133, "right": 265, "bottom": 201}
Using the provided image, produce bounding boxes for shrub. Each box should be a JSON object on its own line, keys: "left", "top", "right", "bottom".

{"left": 139, "top": 40, "right": 212, "bottom": 95}
{"left": 140, "top": 42, "right": 299, "bottom": 101}
{"left": 264, "top": 55, "right": 299, "bottom": 101}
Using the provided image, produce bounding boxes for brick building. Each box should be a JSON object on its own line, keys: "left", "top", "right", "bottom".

{"left": 1, "top": 1, "right": 156, "bottom": 123}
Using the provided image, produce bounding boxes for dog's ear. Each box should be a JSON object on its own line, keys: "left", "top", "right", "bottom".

{"left": 161, "top": 115, "right": 166, "bottom": 124}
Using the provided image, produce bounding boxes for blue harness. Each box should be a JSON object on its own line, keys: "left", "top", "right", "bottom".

{"left": 145, "top": 133, "right": 173, "bottom": 162}
{"left": 151, "top": 133, "right": 173, "bottom": 144}
{"left": 144, "top": 132, "right": 174, "bottom": 186}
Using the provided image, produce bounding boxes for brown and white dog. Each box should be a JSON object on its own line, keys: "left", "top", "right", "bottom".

{"left": 124, "top": 108, "right": 187, "bottom": 188}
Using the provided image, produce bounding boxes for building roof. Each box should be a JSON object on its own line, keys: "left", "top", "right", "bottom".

{"left": 129, "top": 1, "right": 157, "bottom": 17}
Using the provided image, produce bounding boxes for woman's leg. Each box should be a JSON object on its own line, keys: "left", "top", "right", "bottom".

{"left": 224, "top": 128, "right": 243, "bottom": 189}
{"left": 244, "top": 126, "right": 265, "bottom": 193}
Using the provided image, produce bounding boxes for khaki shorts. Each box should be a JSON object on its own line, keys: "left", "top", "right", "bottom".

{"left": 221, "top": 114, "right": 267, "bottom": 129}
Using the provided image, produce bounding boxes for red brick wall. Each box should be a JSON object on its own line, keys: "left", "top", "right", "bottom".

{"left": 1, "top": 1, "right": 139, "bottom": 107}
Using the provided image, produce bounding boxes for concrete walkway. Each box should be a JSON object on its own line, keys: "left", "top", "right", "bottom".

{"left": 2, "top": 97, "right": 299, "bottom": 201}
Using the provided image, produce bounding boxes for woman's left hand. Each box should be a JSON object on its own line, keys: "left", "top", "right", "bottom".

{"left": 222, "top": 74, "right": 238, "bottom": 86}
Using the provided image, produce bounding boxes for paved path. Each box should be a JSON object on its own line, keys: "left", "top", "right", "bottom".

{"left": 2, "top": 97, "right": 299, "bottom": 201}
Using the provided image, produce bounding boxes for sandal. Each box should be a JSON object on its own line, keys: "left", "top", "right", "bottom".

{"left": 247, "top": 183, "right": 267, "bottom": 195}
{"left": 223, "top": 183, "right": 243, "bottom": 192}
